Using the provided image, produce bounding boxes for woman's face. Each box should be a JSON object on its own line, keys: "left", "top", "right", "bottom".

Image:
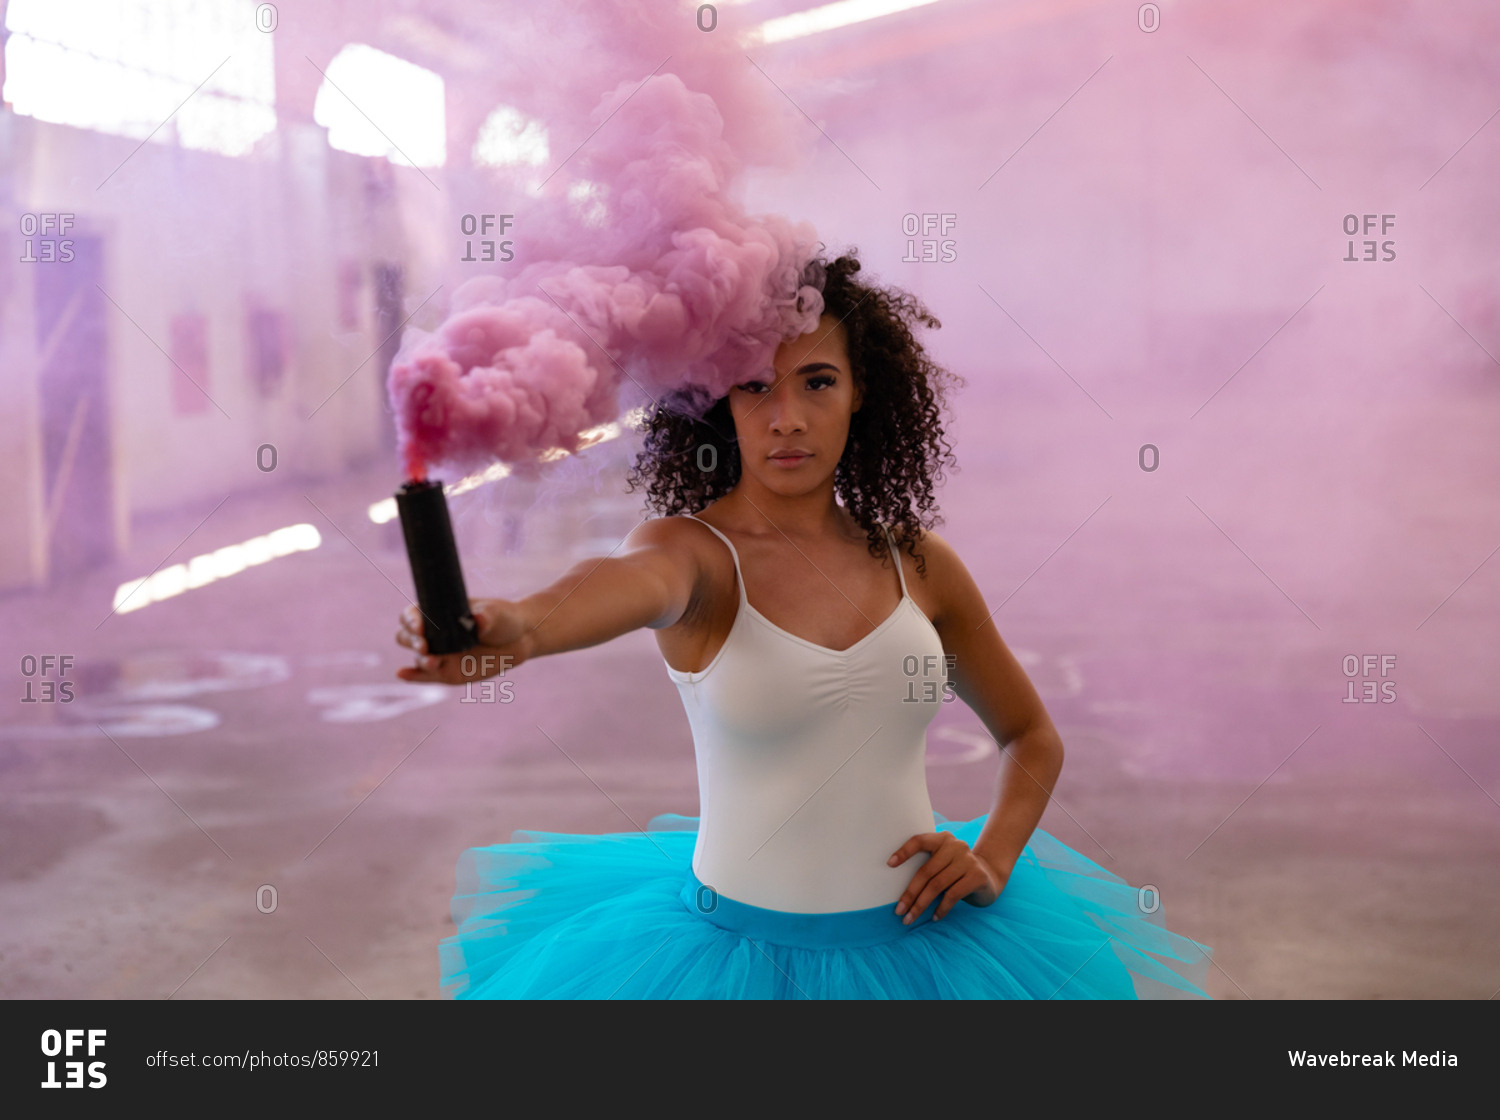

{"left": 728, "top": 313, "right": 861, "bottom": 494}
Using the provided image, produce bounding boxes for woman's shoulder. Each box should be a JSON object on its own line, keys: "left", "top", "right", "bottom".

{"left": 886, "top": 518, "right": 950, "bottom": 550}
{"left": 889, "top": 521, "right": 968, "bottom": 586}
{"left": 625, "top": 512, "right": 732, "bottom": 563}
{"left": 628, "top": 511, "right": 706, "bottom": 541}
{"left": 617, "top": 516, "right": 736, "bottom": 610}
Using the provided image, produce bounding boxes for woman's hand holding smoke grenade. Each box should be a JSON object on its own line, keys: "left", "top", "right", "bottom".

{"left": 395, "top": 599, "right": 530, "bottom": 685}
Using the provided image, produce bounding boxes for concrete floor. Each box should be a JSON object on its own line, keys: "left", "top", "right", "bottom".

{"left": 2, "top": 368, "right": 1498, "bottom": 1000}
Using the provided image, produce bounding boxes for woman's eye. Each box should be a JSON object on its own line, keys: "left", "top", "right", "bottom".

{"left": 808, "top": 375, "right": 835, "bottom": 389}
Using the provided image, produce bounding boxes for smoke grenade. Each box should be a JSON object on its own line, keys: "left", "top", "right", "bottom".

{"left": 395, "top": 479, "right": 479, "bottom": 655}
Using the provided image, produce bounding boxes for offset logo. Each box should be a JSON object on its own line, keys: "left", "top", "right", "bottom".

{"left": 901, "top": 653, "right": 958, "bottom": 704}
{"left": 18, "top": 213, "right": 76, "bottom": 262}
{"left": 460, "top": 214, "right": 515, "bottom": 263}
{"left": 901, "top": 213, "right": 957, "bottom": 263}
{"left": 1343, "top": 654, "right": 1396, "bottom": 704}
{"left": 40, "top": 1029, "right": 106, "bottom": 1089}
{"left": 20, "top": 655, "right": 75, "bottom": 703}
{"left": 1342, "top": 214, "right": 1396, "bottom": 262}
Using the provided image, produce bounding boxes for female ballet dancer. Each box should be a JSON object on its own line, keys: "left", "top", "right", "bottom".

{"left": 396, "top": 253, "right": 1212, "bottom": 999}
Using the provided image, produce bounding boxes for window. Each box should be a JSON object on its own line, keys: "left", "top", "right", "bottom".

{"left": 3, "top": 0, "right": 276, "bottom": 158}
{"left": 313, "top": 44, "right": 444, "bottom": 168}
{"left": 473, "top": 104, "right": 548, "bottom": 170}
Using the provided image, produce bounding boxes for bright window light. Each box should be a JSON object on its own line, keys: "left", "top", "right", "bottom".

{"left": 568, "top": 180, "right": 608, "bottom": 227}
{"left": 473, "top": 104, "right": 549, "bottom": 169}
{"left": 366, "top": 415, "right": 641, "bottom": 525}
{"left": 314, "top": 44, "right": 445, "bottom": 168}
{"left": 2, "top": 0, "right": 276, "bottom": 158}
{"left": 746, "top": 0, "right": 946, "bottom": 45}
{"left": 112, "top": 523, "right": 321, "bottom": 614}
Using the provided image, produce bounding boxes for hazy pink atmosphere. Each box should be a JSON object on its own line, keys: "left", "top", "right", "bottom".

{"left": 0, "top": 0, "right": 1497, "bottom": 1005}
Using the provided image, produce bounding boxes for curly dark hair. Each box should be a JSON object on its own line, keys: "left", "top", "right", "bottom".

{"left": 623, "top": 249, "right": 962, "bottom": 576}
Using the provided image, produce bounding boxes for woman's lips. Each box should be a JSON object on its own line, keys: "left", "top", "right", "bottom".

{"left": 769, "top": 453, "right": 811, "bottom": 467}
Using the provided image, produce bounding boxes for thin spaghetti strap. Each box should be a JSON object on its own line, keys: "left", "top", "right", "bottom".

{"left": 685, "top": 514, "right": 748, "bottom": 607}
{"left": 883, "top": 524, "right": 910, "bottom": 599}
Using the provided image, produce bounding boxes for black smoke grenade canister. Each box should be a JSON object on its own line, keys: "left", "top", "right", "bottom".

{"left": 395, "top": 479, "right": 479, "bottom": 655}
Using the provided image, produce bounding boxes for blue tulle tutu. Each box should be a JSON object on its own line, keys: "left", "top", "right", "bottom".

{"left": 440, "top": 812, "right": 1213, "bottom": 999}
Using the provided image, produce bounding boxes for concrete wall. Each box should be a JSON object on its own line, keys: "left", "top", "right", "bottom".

{"left": 0, "top": 106, "right": 408, "bottom": 591}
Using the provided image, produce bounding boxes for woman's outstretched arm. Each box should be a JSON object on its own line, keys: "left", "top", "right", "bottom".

{"left": 394, "top": 517, "right": 700, "bottom": 685}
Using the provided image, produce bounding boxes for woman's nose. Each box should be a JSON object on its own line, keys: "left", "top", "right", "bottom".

{"left": 765, "top": 385, "right": 805, "bottom": 433}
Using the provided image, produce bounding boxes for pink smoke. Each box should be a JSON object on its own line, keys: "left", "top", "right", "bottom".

{"left": 387, "top": 48, "right": 828, "bottom": 480}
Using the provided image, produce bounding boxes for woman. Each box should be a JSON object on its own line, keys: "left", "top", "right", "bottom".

{"left": 396, "top": 253, "right": 1212, "bottom": 999}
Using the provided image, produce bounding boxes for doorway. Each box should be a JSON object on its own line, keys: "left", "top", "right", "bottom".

{"left": 35, "top": 233, "right": 116, "bottom": 579}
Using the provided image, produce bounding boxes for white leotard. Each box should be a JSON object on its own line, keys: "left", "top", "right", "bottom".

{"left": 664, "top": 514, "right": 950, "bottom": 913}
